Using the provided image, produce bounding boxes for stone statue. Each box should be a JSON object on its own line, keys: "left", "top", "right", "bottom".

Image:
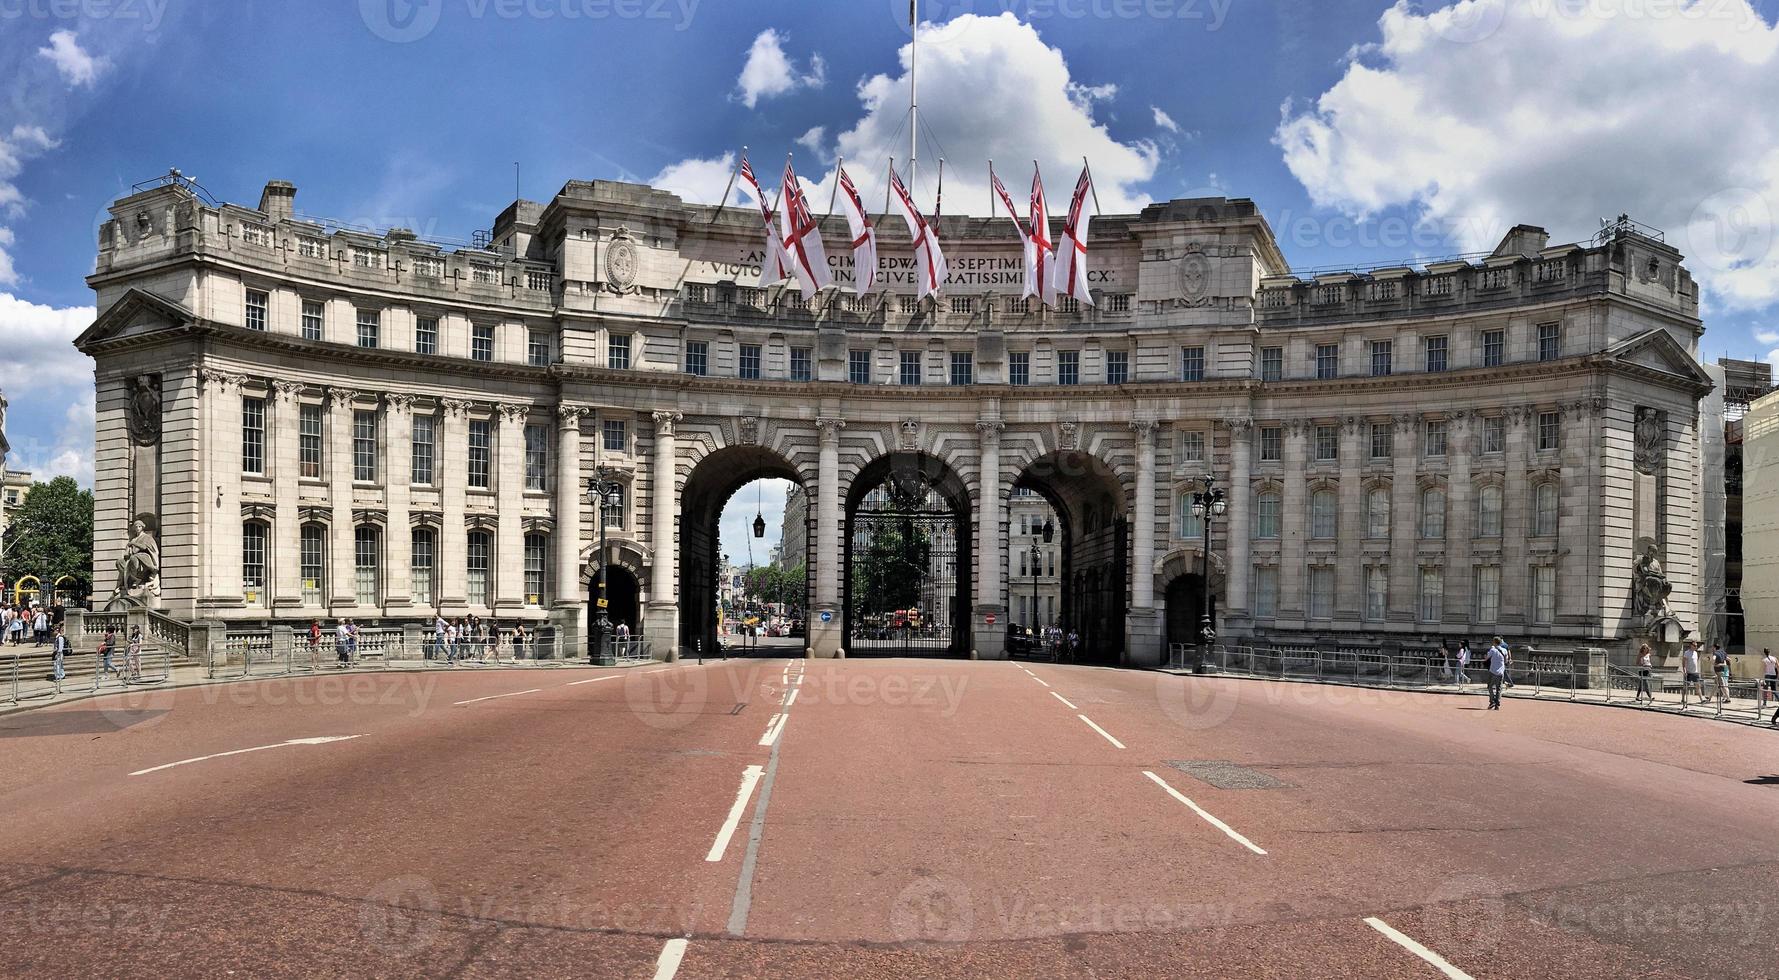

{"left": 108, "top": 519, "right": 162, "bottom": 608}
{"left": 1632, "top": 539, "right": 1672, "bottom": 622}
{"left": 1634, "top": 407, "right": 1664, "bottom": 476}
{"left": 126, "top": 375, "right": 162, "bottom": 446}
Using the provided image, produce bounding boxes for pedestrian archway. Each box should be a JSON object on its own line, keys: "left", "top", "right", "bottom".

{"left": 679, "top": 445, "right": 810, "bottom": 659}
{"left": 1013, "top": 451, "right": 1128, "bottom": 664}
{"left": 844, "top": 452, "right": 973, "bottom": 657}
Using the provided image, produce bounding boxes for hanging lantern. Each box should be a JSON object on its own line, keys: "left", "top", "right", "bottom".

{"left": 754, "top": 513, "right": 767, "bottom": 538}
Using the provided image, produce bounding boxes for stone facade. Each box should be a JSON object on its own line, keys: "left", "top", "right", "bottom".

{"left": 76, "top": 178, "right": 1714, "bottom": 664}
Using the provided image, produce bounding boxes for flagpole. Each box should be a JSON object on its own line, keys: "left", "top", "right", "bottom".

{"left": 1082, "top": 155, "right": 1103, "bottom": 216}
{"left": 825, "top": 155, "right": 843, "bottom": 218}
{"left": 931, "top": 158, "right": 945, "bottom": 225}
{"left": 707, "top": 148, "right": 742, "bottom": 224}
{"left": 987, "top": 160, "right": 995, "bottom": 218}
{"left": 909, "top": 0, "right": 919, "bottom": 192}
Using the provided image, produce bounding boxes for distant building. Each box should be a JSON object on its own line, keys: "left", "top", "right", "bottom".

{"left": 1723, "top": 361, "right": 1774, "bottom": 656}
{"left": 1008, "top": 487, "right": 1061, "bottom": 629}
{"left": 778, "top": 483, "right": 807, "bottom": 570}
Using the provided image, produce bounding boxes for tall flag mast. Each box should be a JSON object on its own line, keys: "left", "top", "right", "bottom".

{"left": 909, "top": 0, "right": 919, "bottom": 191}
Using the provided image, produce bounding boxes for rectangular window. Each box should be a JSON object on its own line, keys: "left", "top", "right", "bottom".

{"left": 1180, "top": 431, "right": 1205, "bottom": 464}
{"left": 1314, "top": 425, "right": 1338, "bottom": 462}
{"left": 528, "top": 330, "right": 550, "bottom": 367}
{"left": 1008, "top": 351, "right": 1030, "bottom": 386}
{"left": 1316, "top": 343, "right": 1340, "bottom": 380}
{"left": 244, "top": 289, "right": 268, "bottom": 331}
{"left": 1308, "top": 567, "right": 1334, "bottom": 619}
{"left": 354, "top": 527, "right": 380, "bottom": 606}
{"left": 415, "top": 316, "right": 438, "bottom": 355}
{"left": 1254, "top": 566, "right": 1278, "bottom": 618}
{"left": 524, "top": 535, "right": 547, "bottom": 606}
{"left": 301, "top": 300, "right": 324, "bottom": 341}
{"left": 1178, "top": 493, "right": 1204, "bottom": 540}
{"left": 1255, "top": 492, "right": 1281, "bottom": 539}
{"left": 790, "top": 347, "right": 812, "bottom": 382}
{"left": 738, "top": 344, "right": 762, "bottom": 380}
{"left": 410, "top": 529, "right": 434, "bottom": 606}
{"left": 849, "top": 349, "right": 871, "bottom": 385}
{"left": 1424, "top": 419, "right": 1447, "bottom": 458}
{"left": 299, "top": 404, "right": 323, "bottom": 479}
{"left": 1475, "top": 565, "right": 1501, "bottom": 624}
{"left": 1538, "top": 411, "right": 1560, "bottom": 452}
{"left": 1537, "top": 321, "right": 1560, "bottom": 361}
{"left": 1371, "top": 340, "right": 1393, "bottom": 377}
{"left": 602, "top": 418, "right": 627, "bottom": 453}
{"left": 353, "top": 410, "right": 378, "bottom": 482}
{"left": 468, "top": 420, "right": 491, "bottom": 489}
{"left": 1365, "top": 566, "right": 1388, "bottom": 622}
{"left": 900, "top": 351, "right": 922, "bottom": 386}
{"left": 1180, "top": 346, "right": 1204, "bottom": 382}
{"left": 411, "top": 413, "right": 435, "bottom": 485}
{"left": 950, "top": 351, "right": 974, "bottom": 386}
{"left": 1260, "top": 426, "right": 1283, "bottom": 462}
{"left": 1482, "top": 416, "right": 1506, "bottom": 454}
{"left": 472, "top": 324, "right": 494, "bottom": 362}
{"left": 1370, "top": 422, "right": 1393, "bottom": 460}
{"left": 602, "top": 484, "right": 626, "bottom": 528}
{"left": 608, "top": 334, "right": 631, "bottom": 370}
{"left": 1105, "top": 350, "right": 1129, "bottom": 385}
{"left": 241, "top": 396, "right": 266, "bottom": 475}
{"left": 466, "top": 533, "right": 490, "bottom": 607}
{"left": 685, "top": 341, "right": 709, "bottom": 376}
{"left": 1533, "top": 565, "right": 1556, "bottom": 624}
{"left": 356, "top": 309, "right": 380, "bottom": 348}
{"left": 1419, "top": 567, "right": 1444, "bottom": 623}
{"left": 1424, "top": 335, "right": 1448, "bottom": 373}
{"left": 242, "top": 523, "right": 266, "bottom": 601}
{"left": 1058, "top": 350, "right": 1080, "bottom": 386}
{"left": 300, "top": 526, "right": 325, "bottom": 605}
{"left": 1482, "top": 329, "right": 1505, "bottom": 367}
{"left": 1260, "top": 346, "right": 1283, "bottom": 382}
{"left": 524, "top": 423, "right": 548, "bottom": 492}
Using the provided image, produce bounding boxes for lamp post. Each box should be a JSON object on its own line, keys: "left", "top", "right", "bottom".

{"left": 1029, "top": 519, "right": 1053, "bottom": 656}
{"left": 586, "top": 468, "right": 623, "bottom": 665}
{"left": 1189, "top": 476, "right": 1227, "bottom": 673}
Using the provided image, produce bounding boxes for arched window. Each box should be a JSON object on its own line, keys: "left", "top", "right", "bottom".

{"left": 1476, "top": 485, "right": 1503, "bottom": 538}
{"left": 1420, "top": 488, "right": 1446, "bottom": 539}
{"left": 411, "top": 527, "right": 436, "bottom": 607}
{"left": 466, "top": 531, "right": 492, "bottom": 607}
{"left": 1366, "top": 488, "right": 1390, "bottom": 539}
{"left": 242, "top": 521, "right": 268, "bottom": 606}
{"left": 354, "top": 525, "right": 382, "bottom": 606}
{"left": 1310, "top": 490, "right": 1338, "bottom": 540}
{"left": 300, "top": 524, "right": 326, "bottom": 605}
{"left": 1534, "top": 482, "right": 1559, "bottom": 537}
{"left": 523, "top": 533, "right": 548, "bottom": 606}
{"left": 1253, "top": 490, "right": 1281, "bottom": 539}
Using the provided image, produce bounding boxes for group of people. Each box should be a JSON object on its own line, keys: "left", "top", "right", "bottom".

{"left": 430, "top": 615, "right": 547, "bottom": 663}
{"left": 1442, "top": 636, "right": 1514, "bottom": 710}
{"left": 1, "top": 601, "right": 62, "bottom": 646}
{"left": 93, "top": 625, "right": 145, "bottom": 681}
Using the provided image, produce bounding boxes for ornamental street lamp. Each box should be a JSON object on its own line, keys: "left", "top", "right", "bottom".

{"left": 586, "top": 468, "right": 625, "bottom": 665}
{"left": 1189, "top": 476, "right": 1228, "bottom": 673}
{"left": 1028, "top": 519, "right": 1053, "bottom": 656}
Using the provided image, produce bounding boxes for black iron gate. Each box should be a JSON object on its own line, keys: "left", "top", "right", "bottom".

{"left": 845, "top": 475, "right": 965, "bottom": 657}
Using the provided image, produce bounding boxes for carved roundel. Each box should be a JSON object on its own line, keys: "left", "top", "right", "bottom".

{"left": 606, "top": 238, "right": 638, "bottom": 291}
{"left": 1178, "top": 252, "right": 1211, "bottom": 301}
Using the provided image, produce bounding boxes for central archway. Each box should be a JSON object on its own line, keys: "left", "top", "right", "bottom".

{"left": 844, "top": 452, "right": 973, "bottom": 657}
{"left": 679, "top": 445, "right": 810, "bottom": 659}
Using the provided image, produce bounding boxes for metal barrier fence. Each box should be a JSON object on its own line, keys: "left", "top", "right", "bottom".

{"left": 206, "top": 631, "right": 659, "bottom": 680}
{"left": 3, "top": 640, "right": 173, "bottom": 706}
{"left": 1169, "top": 643, "right": 1779, "bottom": 728}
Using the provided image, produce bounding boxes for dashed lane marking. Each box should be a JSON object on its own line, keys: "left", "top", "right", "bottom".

{"left": 1078, "top": 714, "right": 1125, "bottom": 749}
{"left": 1141, "top": 770, "right": 1267, "bottom": 856}
{"left": 1051, "top": 692, "right": 1079, "bottom": 710}
{"left": 129, "top": 736, "right": 366, "bottom": 777}
{"left": 1364, "top": 917, "right": 1474, "bottom": 979}
{"left": 759, "top": 713, "right": 788, "bottom": 746}
{"left": 565, "top": 675, "right": 620, "bottom": 687}
{"left": 453, "top": 688, "right": 543, "bottom": 706}
{"left": 652, "top": 938, "right": 689, "bottom": 980}
{"left": 1030, "top": 675, "right": 1051, "bottom": 688}
{"left": 707, "top": 765, "right": 765, "bottom": 862}
{"left": 784, "top": 689, "right": 798, "bottom": 708}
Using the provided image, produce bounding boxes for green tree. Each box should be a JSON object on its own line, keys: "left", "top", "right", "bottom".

{"left": 1, "top": 477, "right": 95, "bottom": 596}
{"left": 850, "top": 519, "right": 929, "bottom": 619}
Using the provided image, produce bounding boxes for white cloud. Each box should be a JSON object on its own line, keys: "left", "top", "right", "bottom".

{"left": 7, "top": 396, "right": 96, "bottom": 486}
{"left": 0, "top": 293, "right": 95, "bottom": 398}
{"left": 0, "top": 124, "right": 64, "bottom": 283}
{"left": 37, "top": 30, "right": 108, "bottom": 88}
{"left": 648, "top": 152, "right": 745, "bottom": 209}
{"left": 1152, "top": 106, "right": 1180, "bottom": 134}
{"left": 796, "top": 126, "right": 830, "bottom": 163}
{"left": 735, "top": 29, "right": 826, "bottom": 109}
{"left": 1755, "top": 328, "right": 1779, "bottom": 345}
{"left": 1276, "top": 0, "right": 1779, "bottom": 312}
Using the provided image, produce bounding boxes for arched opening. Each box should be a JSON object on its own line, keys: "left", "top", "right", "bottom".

{"left": 844, "top": 452, "right": 973, "bottom": 657}
{"left": 1013, "top": 451, "right": 1127, "bottom": 665}
{"left": 1165, "top": 574, "right": 1208, "bottom": 654}
{"left": 605, "top": 566, "right": 642, "bottom": 637}
{"left": 678, "top": 445, "right": 809, "bottom": 659}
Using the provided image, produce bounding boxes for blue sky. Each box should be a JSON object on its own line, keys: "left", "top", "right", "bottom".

{"left": 4, "top": 0, "right": 1777, "bottom": 547}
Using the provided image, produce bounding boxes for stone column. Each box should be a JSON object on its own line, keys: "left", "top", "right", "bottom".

{"left": 1558, "top": 398, "right": 1597, "bottom": 620}
{"left": 1501, "top": 406, "right": 1531, "bottom": 626}
{"left": 554, "top": 405, "right": 589, "bottom": 639}
{"left": 200, "top": 369, "right": 248, "bottom": 605}
{"left": 1389, "top": 413, "right": 1419, "bottom": 622}
{"left": 1224, "top": 418, "right": 1254, "bottom": 615}
{"left": 1280, "top": 419, "right": 1309, "bottom": 620}
{"left": 645, "top": 411, "right": 682, "bottom": 657}
{"left": 384, "top": 393, "right": 414, "bottom": 610}
{"left": 439, "top": 399, "right": 472, "bottom": 612}
{"left": 271, "top": 380, "right": 305, "bottom": 612}
{"left": 493, "top": 402, "right": 529, "bottom": 612}
{"left": 327, "top": 387, "right": 358, "bottom": 610}
{"left": 811, "top": 417, "right": 845, "bottom": 658}
{"left": 1336, "top": 415, "right": 1363, "bottom": 619}
{"left": 1445, "top": 410, "right": 1473, "bottom": 628}
{"left": 973, "top": 418, "right": 1007, "bottom": 660}
{"left": 1127, "top": 417, "right": 1162, "bottom": 666}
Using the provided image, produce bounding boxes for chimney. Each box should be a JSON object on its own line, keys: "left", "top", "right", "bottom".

{"left": 1491, "top": 224, "right": 1550, "bottom": 258}
{"left": 258, "top": 180, "right": 297, "bottom": 222}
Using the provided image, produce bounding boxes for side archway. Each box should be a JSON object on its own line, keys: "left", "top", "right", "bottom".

{"left": 1013, "top": 450, "right": 1129, "bottom": 664}
{"left": 678, "top": 444, "right": 811, "bottom": 659}
{"left": 843, "top": 451, "right": 974, "bottom": 657}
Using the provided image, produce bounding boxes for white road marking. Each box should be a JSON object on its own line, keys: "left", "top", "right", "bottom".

{"left": 1078, "top": 714, "right": 1125, "bottom": 749}
{"left": 129, "top": 736, "right": 365, "bottom": 777}
{"left": 759, "top": 713, "right": 788, "bottom": 746}
{"left": 1051, "top": 692, "right": 1079, "bottom": 710}
{"left": 453, "top": 688, "right": 543, "bottom": 706}
{"left": 784, "top": 689, "right": 799, "bottom": 708}
{"left": 706, "top": 765, "right": 765, "bottom": 862}
{"left": 1141, "top": 770, "right": 1267, "bottom": 856}
{"left": 1364, "top": 917, "right": 1474, "bottom": 979}
{"left": 652, "top": 938, "right": 689, "bottom": 980}
{"left": 1030, "top": 675, "right": 1051, "bottom": 688}
{"left": 565, "top": 674, "right": 620, "bottom": 687}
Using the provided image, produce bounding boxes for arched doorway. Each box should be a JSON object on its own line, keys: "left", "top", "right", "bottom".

{"left": 1165, "top": 574, "right": 1206, "bottom": 655}
{"left": 605, "top": 566, "right": 642, "bottom": 638}
{"left": 1013, "top": 451, "right": 1128, "bottom": 665}
{"left": 844, "top": 452, "right": 973, "bottom": 657}
{"left": 678, "top": 445, "right": 810, "bottom": 659}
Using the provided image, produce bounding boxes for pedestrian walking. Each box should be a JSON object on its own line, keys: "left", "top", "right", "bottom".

{"left": 8, "top": 610, "right": 25, "bottom": 646}
{"left": 125, "top": 626, "right": 142, "bottom": 681}
{"left": 1680, "top": 640, "right": 1705, "bottom": 705}
{"left": 1710, "top": 642, "right": 1731, "bottom": 704}
{"left": 334, "top": 619, "right": 351, "bottom": 667}
{"left": 33, "top": 607, "right": 48, "bottom": 646}
{"left": 346, "top": 619, "right": 360, "bottom": 663}
{"left": 1759, "top": 648, "right": 1777, "bottom": 714}
{"left": 1635, "top": 643, "right": 1654, "bottom": 703}
{"left": 308, "top": 619, "right": 322, "bottom": 668}
{"left": 432, "top": 615, "right": 447, "bottom": 661}
{"left": 98, "top": 627, "right": 117, "bottom": 676}
{"left": 1454, "top": 641, "right": 1471, "bottom": 685}
{"left": 49, "top": 625, "right": 68, "bottom": 682}
{"left": 1486, "top": 638, "right": 1507, "bottom": 710}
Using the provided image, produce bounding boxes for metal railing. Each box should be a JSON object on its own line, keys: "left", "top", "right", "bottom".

{"left": 1168, "top": 643, "right": 1778, "bottom": 727}
{"left": 206, "top": 631, "right": 660, "bottom": 680}
{"left": 4, "top": 640, "right": 173, "bottom": 706}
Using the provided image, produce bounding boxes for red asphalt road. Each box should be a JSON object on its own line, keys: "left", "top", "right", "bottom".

{"left": 0, "top": 658, "right": 1774, "bottom": 978}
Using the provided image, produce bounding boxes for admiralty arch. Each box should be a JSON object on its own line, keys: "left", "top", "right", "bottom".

{"left": 75, "top": 175, "right": 1713, "bottom": 665}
